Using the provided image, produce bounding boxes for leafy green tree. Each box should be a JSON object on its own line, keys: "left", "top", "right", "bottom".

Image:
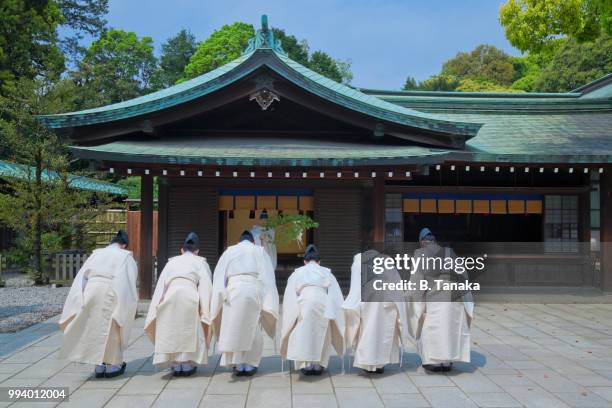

{"left": 442, "top": 45, "right": 516, "bottom": 86}
{"left": 57, "top": 0, "right": 109, "bottom": 63}
{"left": 151, "top": 29, "right": 197, "bottom": 89}
{"left": 272, "top": 28, "right": 309, "bottom": 65}
{"left": 415, "top": 74, "right": 461, "bottom": 91}
{"left": 402, "top": 76, "right": 418, "bottom": 91}
{"left": 456, "top": 78, "right": 522, "bottom": 92}
{"left": 184, "top": 22, "right": 254, "bottom": 79}
{"left": 533, "top": 34, "right": 612, "bottom": 92}
{"left": 0, "top": 79, "right": 107, "bottom": 283}
{"left": 0, "top": 0, "right": 64, "bottom": 95}
{"left": 309, "top": 51, "right": 344, "bottom": 83}
{"left": 72, "top": 29, "right": 157, "bottom": 107}
{"left": 500, "top": 0, "right": 612, "bottom": 52}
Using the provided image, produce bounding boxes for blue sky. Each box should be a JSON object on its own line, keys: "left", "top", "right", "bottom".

{"left": 103, "top": 0, "right": 520, "bottom": 90}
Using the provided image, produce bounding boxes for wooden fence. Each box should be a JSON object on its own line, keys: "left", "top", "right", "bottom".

{"left": 50, "top": 252, "right": 89, "bottom": 284}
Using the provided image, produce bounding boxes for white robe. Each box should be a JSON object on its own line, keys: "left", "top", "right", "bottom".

{"left": 251, "top": 224, "right": 277, "bottom": 270}
{"left": 211, "top": 240, "right": 279, "bottom": 367}
{"left": 144, "top": 252, "right": 213, "bottom": 367}
{"left": 281, "top": 262, "right": 345, "bottom": 369}
{"left": 407, "top": 245, "right": 474, "bottom": 365}
{"left": 343, "top": 252, "right": 410, "bottom": 371}
{"left": 59, "top": 244, "right": 138, "bottom": 365}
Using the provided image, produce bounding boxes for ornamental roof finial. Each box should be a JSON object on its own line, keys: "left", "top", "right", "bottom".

{"left": 243, "top": 15, "right": 287, "bottom": 56}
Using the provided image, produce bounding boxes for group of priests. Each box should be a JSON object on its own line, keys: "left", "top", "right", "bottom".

{"left": 58, "top": 227, "right": 473, "bottom": 378}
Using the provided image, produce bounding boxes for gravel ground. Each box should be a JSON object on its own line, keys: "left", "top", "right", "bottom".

{"left": 0, "top": 271, "right": 70, "bottom": 333}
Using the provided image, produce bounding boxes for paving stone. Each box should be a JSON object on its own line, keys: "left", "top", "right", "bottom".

{"left": 199, "top": 394, "right": 246, "bottom": 408}
{"left": 57, "top": 388, "right": 116, "bottom": 408}
{"left": 246, "top": 387, "right": 291, "bottom": 408}
{"left": 420, "top": 386, "right": 478, "bottom": 408}
{"left": 206, "top": 372, "right": 251, "bottom": 394}
{"left": 380, "top": 393, "right": 431, "bottom": 408}
{"left": 335, "top": 387, "right": 384, "bottom": 408}
{"left": 152, "top": 387, "right": 205, "bottom": 407}
{"left": 105, "top": 394, "right": 157, "bottom": 408}
{"left": 292, "top": 393, "right": 338, "bottom": 408}
{"left": 465, "top": 392, "right": 522, "bottom": 408}
{"left": 555, "top": 392, "right": 612, "bottom": 408}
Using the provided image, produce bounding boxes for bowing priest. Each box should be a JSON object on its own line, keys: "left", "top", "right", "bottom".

{"left": 144, "top": 232, "right": 213, "bottom": 376}
{"left": 407, "top": 228, "right": 474, "bottom": 372}
{"left": 211, "top": 230, "right": 279, "bottom": 376}
{"left": 281, "top": 244, "right": 345, "bottom": 376}
{"left": 59, "top": 230, "right": 138, "bottom": 378}
{"left": 343, "top": 250, "right": 410, "bottom": 373}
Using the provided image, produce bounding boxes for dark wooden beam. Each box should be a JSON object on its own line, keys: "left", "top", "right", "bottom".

{"left": 139, "top": 174, "right": 153, "bottom": 299}
{"left": 372, "top": 177, "right": 385, "bottom": 243}
{"left": 601, "top": 172, "right": 612, "bottom": 291}
{"left": 157, "top": 176, "right": 169, "bottom": 277}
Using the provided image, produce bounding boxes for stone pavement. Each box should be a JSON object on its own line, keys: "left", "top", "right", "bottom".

{"left": 1, "top": 302, "right": 612, "bottom": 408}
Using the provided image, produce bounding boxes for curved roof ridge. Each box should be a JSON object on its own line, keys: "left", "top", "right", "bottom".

{"left": 39, "top": 52, "right": 254, "bottom": 123}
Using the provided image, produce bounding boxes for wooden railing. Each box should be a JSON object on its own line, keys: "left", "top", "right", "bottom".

{"left": 50, "top": 252, "right": 89, "bottom": 284}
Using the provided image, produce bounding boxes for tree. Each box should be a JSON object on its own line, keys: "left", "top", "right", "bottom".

{"left": 57, "top": 0, "right": 109, "bottom": 64}
{"left": 0, "top": 79, "right": 106, "bottom": 283}
{"left": 402, "top": 76, "right": 418, "bottom": 91}
{"left": 72, "top": 29, "right": 157, "bottom": 107}
{"left": 415, "top": 74, "right": 461, "bottom": 91}
{"left": 442, "top": 45, "right": 516, "bottom": 86}
{"left": 272, "top": 28, "right": 309, "bottom": 66}
{"left": 0, "top": 0, "right": 64, "bottom": 96}
{"left": 456, "top": 79, "right": 521, "bottom": 92}
{"left": 309, "top": 51, "right": 344, "bottom": 83}
{"left": 184, "top": 22, "right": 254, "bottom": 79}
{"left": 500, "top": 0, "right": 612, "bottom": 52}
{"left": 151, "top": 29, "right": 197, "bottom": 89}
{"left": 184, "top": 22, "right": 353, "bottom": 84}
{"left": 533, "top": 34, "right": 612, "bottom": 92}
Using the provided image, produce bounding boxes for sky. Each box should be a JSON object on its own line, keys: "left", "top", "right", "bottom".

{"left": 102, "top": 0, "right": 521, "bottom": 90}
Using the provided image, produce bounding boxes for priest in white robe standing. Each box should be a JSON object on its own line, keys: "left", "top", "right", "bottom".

{"left": 281, "top": 245, "right": 345, "bottom": 376}
{"left": 251, "top": 209, "right": 277, "bottom": 270}
{"left": 211, "top": 230, "right": 279, "bottom": 376}
{"left": 343, "top": 250, "right": 410, "bottom": 373}
{"left": 144, "top": 232, "right": 213, "bottom": 376}
{"left": 59, "top": 230, "right": 138, "bottom": 378}
{"left": 407, "top": 228, "right": 474, "bottom": 372}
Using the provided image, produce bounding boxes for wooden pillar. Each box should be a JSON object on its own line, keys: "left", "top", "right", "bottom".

{"left": 157, "top": 177, "right": 168, "bottom": 277}
{"left": 372, "top": 178, "right": 385, "bottom": 243}
{"left": 139, "top": 174, "right": 153, "bottom": 299}
{"left": 601, "top": 171, "right": 612, "bottom": 291}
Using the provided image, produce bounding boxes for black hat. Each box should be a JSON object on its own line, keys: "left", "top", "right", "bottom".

{"left": 111, "top": 230, "right": 129, "bottom": 246}
{"left": 240, "top": 230, "right": 255, "bottom": 243}
{"left": 183, "top": 232, "right": 199, "bottom": 249}
{"left": 304, "top": 244, "right": 320, "bottom": 261}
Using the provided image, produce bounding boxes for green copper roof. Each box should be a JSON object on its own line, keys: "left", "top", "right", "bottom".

{"left": 0, "top": 159, "right": 127, "bottom": 195}
{"left": 38, "top": 17, "right": 481, "bottom": 141}
{"left": 70, "top": 136, "right": 450, "bottom": 167}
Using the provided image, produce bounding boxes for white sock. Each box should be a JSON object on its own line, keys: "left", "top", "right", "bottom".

{"left": 95, "top": 364, "right": 106, "bottom": 374}
{"left": 181, "top": 363, "right": 194, "bottom": 371}
{"left": 243, "top": 364, "right": 255, "bottom": 372}
{"left": 172, "top": 363, "right": 182, "bottom": 372}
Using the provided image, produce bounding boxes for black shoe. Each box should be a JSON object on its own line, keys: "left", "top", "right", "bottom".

{"left": 441, "top": 363, "right": 453, "bottom": 372}
{"left": 172, "top": 368, "right": 183, "bottom": 377}
{"left": 104, "top": 362, "right": 126, "bottom": 378}
{"left": 241, "top": 367, "right": 257, "bottom": 376}
{"left": 374, "top": 367, "right": 384, "bottom": 374}
{"left": 183, "top": 366, "right": 197, "bottom": 377}
{"left": 423, "top": 364, "right": 443, "bottom": 373}
{"left": 300, "top": 368, "right": 311, "bottom": 376}
{"left": 94, "top": 365, "right": 106, "bottom": 379}
{"left": 311, "top": 367, "right": 323, "bottom": 376}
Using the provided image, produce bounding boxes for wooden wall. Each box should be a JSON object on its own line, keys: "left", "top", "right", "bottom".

{"left": 313, "top": 187, "right": 363, "bottom": 288}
